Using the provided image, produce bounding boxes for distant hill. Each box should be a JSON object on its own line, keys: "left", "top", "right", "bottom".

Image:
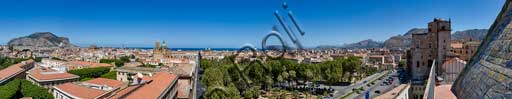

{"left": 342, "top": 39, "right": 383, "bottom": 49}
{"left": 382, "top": 28, "right": 487, "bottom": 49}
{"left": 451, "top": 29, "right": 488, "bottom": 41}
{"left": 384, "top": 28, "right": 428, "bottom": 49}
{"left": 316, "top": 45, "right": 340, "bottom": 49}
{"left": 7, "top": 32, "right": 75, "bottom": 47}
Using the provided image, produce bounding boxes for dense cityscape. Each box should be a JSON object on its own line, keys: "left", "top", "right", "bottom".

{"left": 0, "top": 0, "right": 511, "bottom": 99}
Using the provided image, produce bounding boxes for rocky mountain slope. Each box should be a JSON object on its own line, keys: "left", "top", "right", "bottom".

{"left": 383, "top": 28, "right": 428, "bottom": 49}
{"left": 328, "top": 28, "right": 487, "bottom": 49}
{"left": 7, "top": 32, "right": 75, "bottom": 47}
{"left": 451, "top": 29, "right": 488, "bottom": 41}
{"left": 382, "top": 28, "right": 487, "bottom": 49}
{"left": 342, "top": 39, "right": 383, "bottom": 49}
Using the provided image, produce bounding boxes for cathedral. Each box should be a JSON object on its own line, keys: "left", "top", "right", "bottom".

{"left": 154, "top": 40, "right": 170, "bottom": 58}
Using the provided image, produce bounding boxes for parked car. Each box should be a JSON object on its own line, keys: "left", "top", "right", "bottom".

{"left": 375, "top": 90, "right": 381, "bottom": 94}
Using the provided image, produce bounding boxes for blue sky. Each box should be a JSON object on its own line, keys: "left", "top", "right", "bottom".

{"left": 0, "top": 0, "right": 504, "bottom": 48}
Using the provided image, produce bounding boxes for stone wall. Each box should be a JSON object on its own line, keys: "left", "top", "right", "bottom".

{"left": 452, "top": 0, "right": 512, "bottom": 98}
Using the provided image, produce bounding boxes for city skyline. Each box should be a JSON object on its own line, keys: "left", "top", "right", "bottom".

{"left": 0, "top": 0, "right": 504, "bottom": 48}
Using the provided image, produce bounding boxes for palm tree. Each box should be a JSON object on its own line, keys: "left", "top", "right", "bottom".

{"left": 277, "top": 75, "right": 284, "bottom": 88}
{"left": 304, "top": 69, "right": 313, "bottom": 86}
{"left": 264, "top": 75, "right": 273, "bottom": 90}
{"left": 288, "top": 70, "right": 296, "bottom": 89}
{"left": 281, "top": 72, "right": 289, "bottom": 87}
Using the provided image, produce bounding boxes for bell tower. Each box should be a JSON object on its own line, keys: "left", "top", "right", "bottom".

{"left": 162, "top": 41, "right": 167, "bottom": 54}
{"left": 155, "top": 40, "right": 161, "bottom": 54}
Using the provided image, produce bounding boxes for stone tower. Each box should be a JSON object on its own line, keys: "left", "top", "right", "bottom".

{"left": 155, "top": 40, "right": 161, "bottom": 54}
{"left": 428, "top": 18, "right": 451, "bottom": 74}
{"left": 162, "top": 41, "right": 167, "bottom": 54}
{"left": 409, "top": 18, "right": 452, "bottom": 98}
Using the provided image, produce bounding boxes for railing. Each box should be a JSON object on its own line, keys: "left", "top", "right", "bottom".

{"left": 423, "top": 60, "right": 436, "bottom": 99}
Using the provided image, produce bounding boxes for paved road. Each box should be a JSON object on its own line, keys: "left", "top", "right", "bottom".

{"left": 350, "top": 71, "right": 400, "bottom": 99}
{"left": 196, "top": 63, "right": 206, "bottom": 99}
{"left": 329, "top": 71, "right": 390, "bottom": 99}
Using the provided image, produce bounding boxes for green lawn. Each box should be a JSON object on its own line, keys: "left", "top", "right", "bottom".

{"left": 100, "top": 71, "right": 117, "bottom": 80}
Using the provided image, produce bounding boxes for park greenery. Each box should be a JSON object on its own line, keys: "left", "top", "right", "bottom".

{"left": 100, "top": 71, "right": 117, "bottom": 80}
{"left": 100, "top": 56, "right": 131, "bottom": 67}
{"left": 398, "top": 60, "right": 406, "bottom": 68}
{"left": 141, "top": 63, "right": 159, "bottom": 68}
{"left": 0, "top": 79, "right": 54, "bottom": 99}
{"left": 50, "top": 57, "right": 63, "bottom": 61}
{"left": 0, "top": 57, "right": 29, "bottom": 70}
{"left": 201, "top": 56, "right": 380, "bottom": 99}
{"left": 68, "top": 67, "right": 111, "bottom": 81}
{"left": 32, "top": 57, "right": 43, "bottom": 62}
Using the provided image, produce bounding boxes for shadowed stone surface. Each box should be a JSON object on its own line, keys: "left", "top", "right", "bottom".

{"left": 452, "top": 0, "right": 512, "bottom": 98}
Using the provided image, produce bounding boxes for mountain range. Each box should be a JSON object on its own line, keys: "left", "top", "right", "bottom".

{"left": 320, "top": 28, "right": 488, "bottom": 49}
{"left": 7, "top": 32, "right": 75, "bottom": 47}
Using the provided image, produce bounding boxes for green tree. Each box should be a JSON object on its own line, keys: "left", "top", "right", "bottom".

{"left": 100, "top": 56, "right": 130, "bottom": 67}
{"left": 100, "top": 71, "right": 117, "bottom": 80}
{"left": 201, "top": 67, "right": 227, "bottom": 87}
{"left": 0, "top": 58, "right": 29, "bottom": 70}
{"left": 304, "top": 69, "right": 313, "bottom": 85}
{"left": 288, "top": 70, "right": 296, "bottom": 88}
{"left": 263, "top": 75, "right": 273, "bottom": 90}
{"left": 68, "top": 67, "right": 111, "bottom": 81}
{"left": 322, "top": 60, "right": 343, "bottom": 88}
{"left": 399, "top": 60, "right": 406, "bottom": 68}
{"left": 50, "top": 57, "right": 63, "bottom": 61}
{"left": 281, "top": 72, "right": 289, "bottom": 87}
{"left": 142, "top": 64, "right": 158, "bottom": 68}
{"left": 31, "top": 57, "right": 42, "bottom": 62}
{"left": 0, "top": 79, "right": 21, "bottom": 99}
{"left": 243, "top": 86, "right": 261, "bottom": 99}
{"left": 20, "top": 80, "right": 53, "bottom": 99}
{"left": 200, "top": 59, "right": 213, "bottom": 70}
{"left": 0, "top": 79, "right": 53, "bottom": 99}
{"left": 204, "top": 83, "right": 241, "bottom": 99}
{"left": 277, "top": 75, "right": 284, "bottom": 88}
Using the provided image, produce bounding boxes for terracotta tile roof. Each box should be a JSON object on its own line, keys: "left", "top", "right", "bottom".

{"left": 119, "top": 72, "right": 178, "bottom": 99}
{"left": 85, "top": 78, "right": 125, "bottom": 88}
{"left": 15, "top": 60, "right": 34, "bottom": 68}
{"left": 0, "top": 64, "right": 24, "bottom": 82}
{"left": 177, "top": 79, "right": 191, "bottom": 99}
{"left": 116, "top": 66, "right": 163, "bottom": 74}
{"left": 0, "top": 60, "right": 33, "bottom": 82}
{"left": 107, "top": 85, "right": 142, "bottom": 99}
{"left": 54, "top": 83, "right": 105, "bottom": 99}
{"left": 28, "top": 68, "right": 79, "bottom": 81}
